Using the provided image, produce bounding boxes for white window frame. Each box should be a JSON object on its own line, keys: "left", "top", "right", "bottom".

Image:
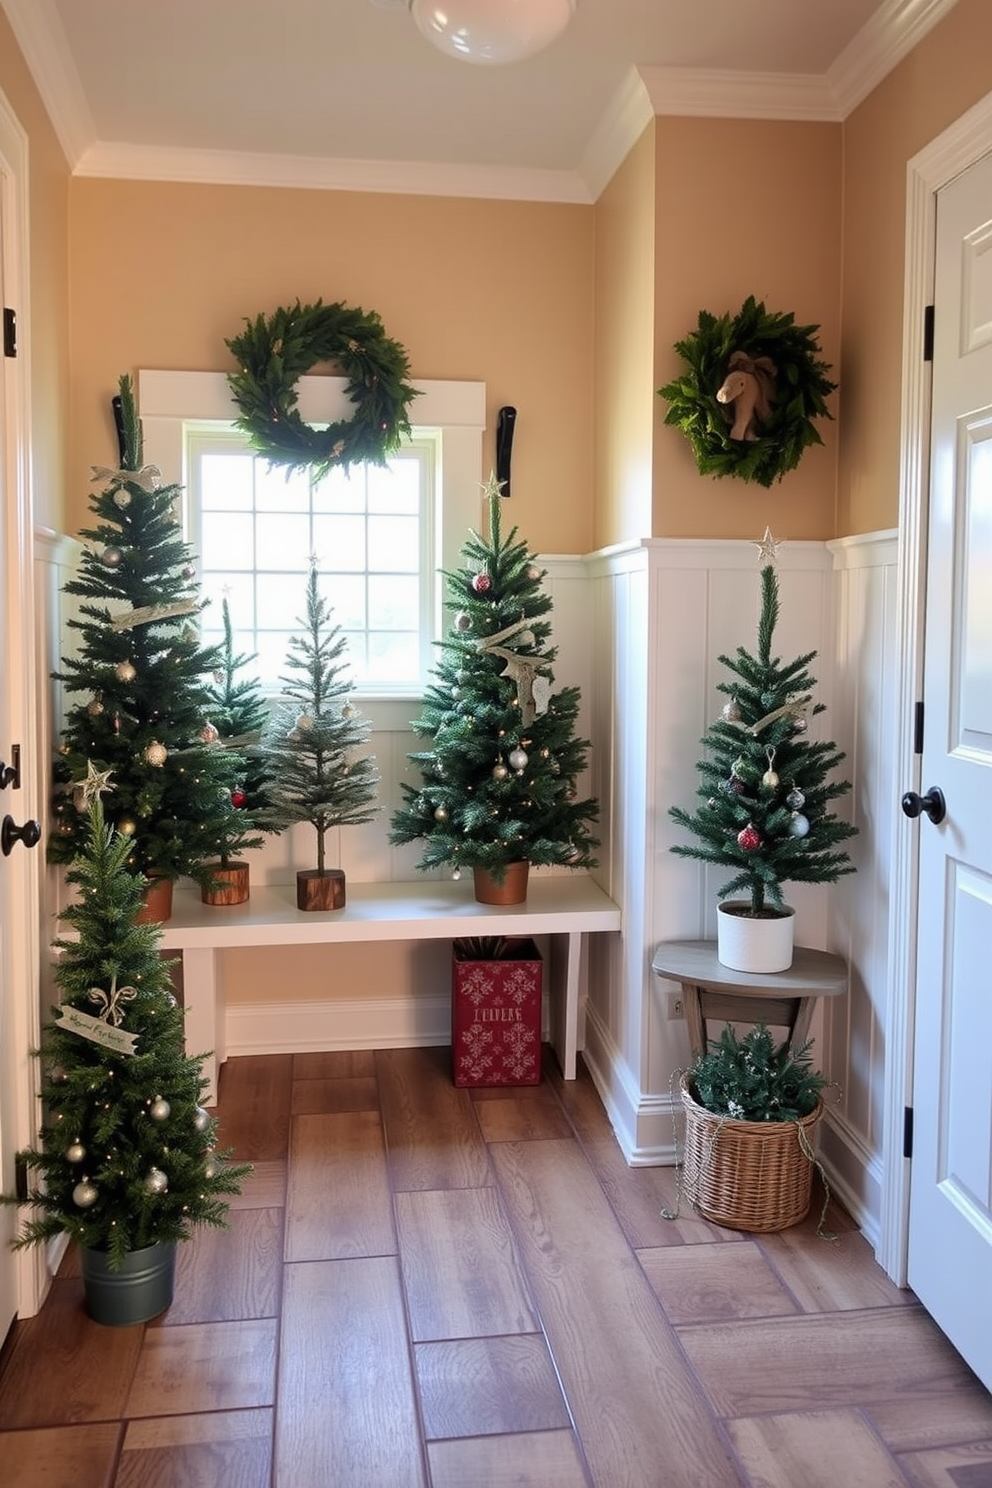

{"left": 138, "top": 369, "right": 486, "bottom": 730}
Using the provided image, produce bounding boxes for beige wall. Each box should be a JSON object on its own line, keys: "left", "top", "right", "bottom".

{"left": 592, "top": 125, "right": 656, "bottom": 550}
{"left": 67, "top": 180, "right": 595, "bottom": 552}
{"left": 839, "top": 0, "right": 992, "bottom": 535}
{"left": 651, "top": 116, "right": 843, "bottom": 544}
{"left": 0, "top": 9, "right": 70, "bottom": 532}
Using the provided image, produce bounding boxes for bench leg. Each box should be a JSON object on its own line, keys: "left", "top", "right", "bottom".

{"left": 181, "top": 947, "right": 224, "bottom": 1105}
{"left": 549, "top": 930, "right": 583, "bottom": 1079}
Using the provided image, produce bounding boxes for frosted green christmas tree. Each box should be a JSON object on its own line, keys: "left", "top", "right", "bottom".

{"left": 669, "top": 534, "right": 856, "bottom": 914}
{"left": 202, "top": 596, "right": 273, "bottom": 865}
{"left": 390, "top": 480, "right": 598, "bottom": 885}
{"left": 5, "top": 792, "right": 250, "bottom": 1267}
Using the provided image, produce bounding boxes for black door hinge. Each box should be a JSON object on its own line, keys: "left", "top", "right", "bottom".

{"left": 2, "top": 307, "right": 15, "bottom": 359}
{"left": 903, "top": 1106, "right": 914, "bottom": 1160}
{"left": 923, "top": 304, "right": 935, "bottom": 362}
{"left": 914, "top": 701, "right": 924, "bottom": 756}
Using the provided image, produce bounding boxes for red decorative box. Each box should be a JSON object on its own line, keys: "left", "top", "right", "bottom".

{"left": 451, "top": 937, "right": 543, "bottom": 1087}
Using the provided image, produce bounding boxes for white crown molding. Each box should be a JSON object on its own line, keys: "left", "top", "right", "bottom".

{"left": 827, "top": 0, "right": 960, "bottom": 118}
{"left": 579, "top": 65, "right": 655, "bottom": 202}
{"left": 0, "top": 0, "right": 94, "bottom": 166}
{"left": 74, "top": 139, "right": 592, "bottom": 205}
{"left": 636, "top": 66, "right": 840, "bottom": 123}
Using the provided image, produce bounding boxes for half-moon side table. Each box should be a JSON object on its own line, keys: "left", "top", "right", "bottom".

{"left": 651, "top": 941, "right": 848, "bottom": 1056}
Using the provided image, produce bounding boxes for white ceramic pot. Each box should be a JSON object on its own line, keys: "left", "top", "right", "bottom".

{"left": 716, "top": 901, "right": 795, "bottom": 973}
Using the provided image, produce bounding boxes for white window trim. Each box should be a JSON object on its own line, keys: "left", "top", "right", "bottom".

{"left": 138, "top": 369, "right": 487, "bottom": 730}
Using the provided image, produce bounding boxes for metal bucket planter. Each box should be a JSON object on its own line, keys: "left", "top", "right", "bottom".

{"left": 80, "top": 1241, "right": 176, "bottom": 1326}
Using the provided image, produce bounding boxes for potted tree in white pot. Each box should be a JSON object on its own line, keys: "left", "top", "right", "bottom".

{"left": 4, "top": 792, "right": 251, "bottom": 1325}
{"left": 669, "top": 541, "right": 857, "bottom": 972}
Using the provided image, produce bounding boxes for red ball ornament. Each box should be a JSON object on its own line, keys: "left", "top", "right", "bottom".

{"left": 231, "top": 788, "right": 247, "bottom": 809}
{"left": 737, "top": 824, "right": 761, "bottom": 852}
{"left": 471, "top": 573, "right": 492, "bottom": 594}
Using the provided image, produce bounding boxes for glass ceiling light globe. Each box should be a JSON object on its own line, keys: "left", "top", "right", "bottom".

{"left": 410, "top": 0, "right": 576, "bottom": 65}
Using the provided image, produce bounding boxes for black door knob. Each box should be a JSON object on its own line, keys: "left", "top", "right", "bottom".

{"left": 900, "top": 787, "right": 946, "bottom": 825}
{"left": 1, "top": 815, "right": 41, "bottom": 856}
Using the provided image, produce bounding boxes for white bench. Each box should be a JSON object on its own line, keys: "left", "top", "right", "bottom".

{"left": 158, "top": 876, "right": 622, "bottom": 1101}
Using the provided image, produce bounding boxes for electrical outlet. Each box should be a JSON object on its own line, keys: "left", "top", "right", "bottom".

{"left": 666, "top": 993, "right": 684, "bottom": 1020}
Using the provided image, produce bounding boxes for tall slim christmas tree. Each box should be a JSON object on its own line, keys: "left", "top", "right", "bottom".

{"left": 49, "top": 376, "right": 252, "bottom": 893}
{"left": 259, "top": 566, "right": 379, "bottom": 909}
{"left": 389, "top": 479, "right": 598, "bottom": 900}
{"left": 669, "top": 535, "right": 856, "bottom": 916}
{"left": 6, "top": 791, "right": 250, "bottom": 1281}
{"left": 201, "top": 596, "right": 273, "bottom": 869}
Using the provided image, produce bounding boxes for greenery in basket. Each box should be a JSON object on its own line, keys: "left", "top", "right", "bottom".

{"left": 689, "top": 1023, "right": 827, "bottom": 1123}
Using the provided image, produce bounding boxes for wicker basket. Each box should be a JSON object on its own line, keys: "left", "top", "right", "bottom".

{"left": 679, "top": 1076, "right": 823, "bottom": 1233}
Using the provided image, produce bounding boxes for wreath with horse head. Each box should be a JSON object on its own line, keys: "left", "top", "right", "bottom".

{"left": 658, "top": 297, "right": 836, "bottom": 488}
{"left": 226, "top": 299, "right": 419, "bottom": 477}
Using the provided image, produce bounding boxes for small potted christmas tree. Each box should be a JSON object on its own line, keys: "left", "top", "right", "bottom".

{"left": 259, "top": 566, "right": 379, "bottom": 910}
{"left": 4, "top": 786, "right": 251, "bottom": 1325}
{"left": 389, "top": 479, "right": 599, "bottom": 905}
{"left": 49, "top": 375, "right": 251, "bottom": 921}
{"left": 668, "top": 533, "right": 856, "bottom": 971}
{"left": 200, "top": 598, "right": 273, "bottom": 904}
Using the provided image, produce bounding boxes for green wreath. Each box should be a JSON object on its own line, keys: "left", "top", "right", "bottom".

{"left": 225, "top": 299, "right": 419, "bottom": 476}
{"left": 658, "top": 296, "right": 836, "bottom": 488}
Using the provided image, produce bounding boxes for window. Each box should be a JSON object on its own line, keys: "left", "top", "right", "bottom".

{"left": 186, "top": 425, "right": 437, "bottom": 693}
{"left": 138, "top": 370, "right": 486, "bottom": 707}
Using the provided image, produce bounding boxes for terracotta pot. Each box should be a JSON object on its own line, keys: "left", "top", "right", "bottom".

{"left": 135, "top": 874, "right": 173, "bottom": 925}
{"left": 297, "top": 868, "right": 346, "bottom": 911}
{"left": 472, "top": 861, "right": 529, "bottom": 906}
{"left": 716, "top": 900, "right": 794, "bottom": 973}
{"left": 201, "top": 862, "right": 250, "bottom": 906}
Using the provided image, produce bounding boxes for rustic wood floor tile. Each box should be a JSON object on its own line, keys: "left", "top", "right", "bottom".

{"left": 638, "top": 1239, "right": 799, "bottom": 1323}
{"left": 275, "top": 1257, "right": 425, "bottom": 1488}
{"left": 472, "top": 1092, "right": 575, "bottom": 1143}
{"left": 727, "top": 1408, "right": 911, "bottom": 1488}
{"left": 285, "top": 1109, "right": 394, "bottom": 1262}
{"left": 226, "top": 1158, "right": 286, "bottom": 1211}
{"left": 490, "top": 1138, "right": 742, "bottom": 1487}
{"left": 125, "top": 1318, "right": 276, "bottom": 1417}
{"left": 376, "top": 1046, "right": 491, "bottom": 1191}
{"left": 215, "top": 1054, "right": 293, "bottom": 1161}
{"left": 868, "top": 1388, "right": 992, "bottom": 1452}
{"left": 291, "top": 1074, "right": 380, "bottom": 1114}
{"left": 896, "top": 1441, "right": 992, "bottom": 1486}
{"left": 0, "top": 1422, "right": 121, "bottom": 1488}
{"left": 160, "top": 1207, "right": 282, "bottom": 1324}
{"left": 758, "top": 1209, "right": 913, "bottom": 1312}
{"left": 395, "top": 1186, "right": 536, "bottom": 1340}
{"left": 428, "top": 1429, "right": 590, "bottom": 1487}
{"left": 678, "top": 1306, "right": 977, "bottom": 1418}
{"left": 415, "top": 1335, "right": 570, "bottom": 1439}
{"left": 294, "top": 1049, "right": 376, "bottom": 1080}
{"left": 117, "top": 1409, "right": 272, "bottom": 1488}
{"left": 0, "top": 1279, "right": 143, "bottom": 1427}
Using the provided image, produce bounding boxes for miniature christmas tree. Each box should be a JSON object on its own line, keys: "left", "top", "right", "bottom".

{"left": 5, "top": 789, "right": 250, "bottom": 1274}
{"left": 259, "top": 565, "right": 379, "bottom": 909}
{"left": 201, "top": 597, "right": 273, "bottom": 878}
{"left": 669, "top": 534, "right": 856, "bottom": 917}
{"left": 49, "top": 375, "right": 252, "bottom": 893}
{"left": 389, "top": 478, "right": 598, "bottom": 901}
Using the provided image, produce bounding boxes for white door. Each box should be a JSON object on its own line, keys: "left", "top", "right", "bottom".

{"left": 908, "top": 149, "right": 992, "bottom": 1391}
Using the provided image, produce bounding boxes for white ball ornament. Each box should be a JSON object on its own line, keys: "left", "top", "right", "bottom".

{"left": 144, "top": 741, "right": 168, "bottom": 767}
{"left": 73, "top": 1179, "right": 98, "bottom": 1209}
{"left": 144, "top": 1167, "right": 169, "bottom": 1195}
{"left": 112, "top": 488, "right": 131, "bottom": 509}
{"left": 149, "top": 1097, "right": 171, "bottom": 1122}
{"left": 508, "top": 747, "right": 529, "bottom": 771}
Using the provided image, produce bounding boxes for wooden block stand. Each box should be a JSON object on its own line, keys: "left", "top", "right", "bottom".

{"left": 452, "top": 937, "right": 542, "bottom": 1087}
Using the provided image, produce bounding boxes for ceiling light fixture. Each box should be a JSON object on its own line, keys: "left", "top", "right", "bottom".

{"left": 408, "top": 0, "right": 576, "bottom": 66}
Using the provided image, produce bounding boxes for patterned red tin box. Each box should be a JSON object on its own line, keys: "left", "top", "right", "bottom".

{"left": 451, "top": 937, "right": 542, "bottom": 1087}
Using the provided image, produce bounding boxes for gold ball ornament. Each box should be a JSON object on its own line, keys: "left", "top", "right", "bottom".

{"left": 149, "top": 1097, "right": 171, "bottom": 1122}
{"left": 200, "top": 722, "right": 219, "bottom": 744}
{"left": 87, "top": 697, "right": 105, "bottom": 717}
{"left": 73, "top": 1179, "right": 98, "bottom": 1208}
{"left": 144, "top": 741, "right": 168, "bottom": 767}
{"left": 66, "top": 1141, "right": 86, "bottom": 1164}
{"left": 115, "top": 660, "right": 137, "bottom": 683}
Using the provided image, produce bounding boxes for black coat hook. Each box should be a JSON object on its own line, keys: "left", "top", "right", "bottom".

{"left": 496, "top": 406, "right": 516, "bottom": 497}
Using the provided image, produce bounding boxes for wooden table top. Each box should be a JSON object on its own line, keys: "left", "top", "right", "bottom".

{"left": 651, "top": 940, "right": 848, "bottom": 998}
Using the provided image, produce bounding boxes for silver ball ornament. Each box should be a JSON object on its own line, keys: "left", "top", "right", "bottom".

{"left": 193, "top": 1106, "right": 211, "bottom": 1132}
{"left": 66, "top": 1141, "right": 86, "bottom": 1164}
{"left": 73, "top": 1179, "right": 98, "bottom": 1208}
{"left": 791, "top": 715, "right": 809, "bottom": 735}
{"left": 508, "top": 747, "right": 528, "bottom": 771}
{"left": 786, "top": 787, "right": 806, "bottom": 810}
{"left": 721, "top": 698, "right": 742, "bottom": 722}
{"left": 112, "top": 488, "right": 131, "bottom": 509}
{"left": 144, "top": 1167, "right": 169, "bottom": 1195}
{"left": 149, "top": 1097, "right": 171, "bottom": 1122}
{"left": 100, "top": 546, "right": 123, "bottom": 569}
{"left": 433, "top": 806, "right": 449, "bottom": 823}
{"left": 203, "top": 1157, "right": 220, "bottom": 1180}
{"left": 492, "top": 763, "right": 509, "bottom": 781}
{"left": 182, "top": 563, "right": 196, "bottom": 579}
{"left": 454, "top": 611, "right": 472, "bottom": 633}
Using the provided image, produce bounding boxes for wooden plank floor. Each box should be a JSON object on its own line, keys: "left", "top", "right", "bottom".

{"left": 2, "top": 1044, "right": 991, "bottom": 1488}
